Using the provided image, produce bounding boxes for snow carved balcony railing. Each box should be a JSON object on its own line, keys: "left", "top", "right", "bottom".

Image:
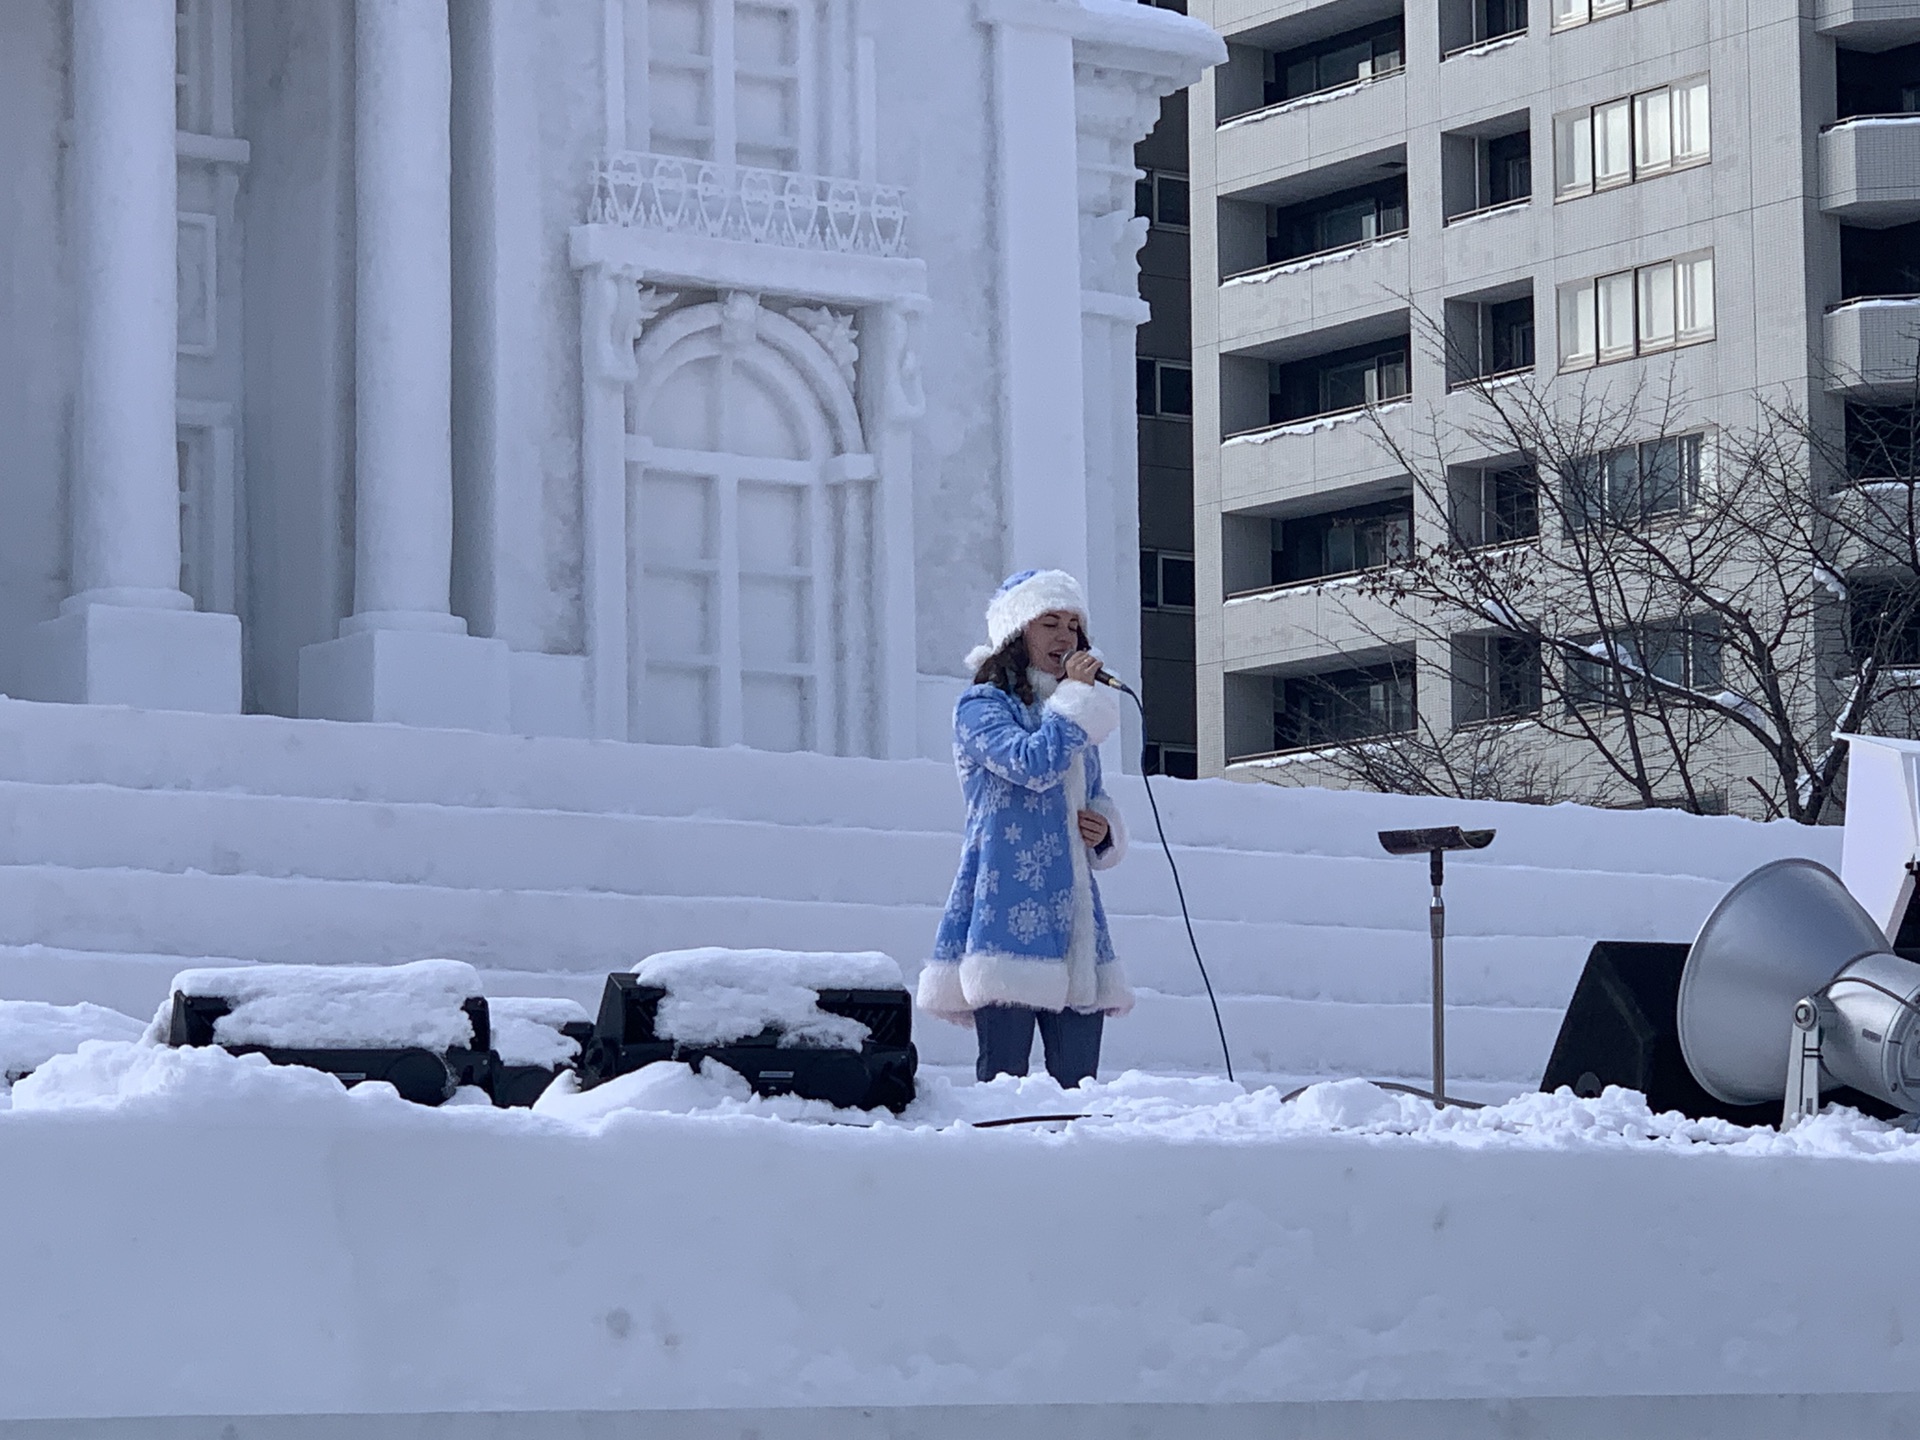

{"left": 588, "top": 152, "right": 909, "bottom": 258}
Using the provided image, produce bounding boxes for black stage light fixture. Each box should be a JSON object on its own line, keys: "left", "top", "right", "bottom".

{"left": 166, "top": 982, "right": 492, "bottom": 1108}
{"left": 1378, "top": 827, "right": 1495, "bottom": 1107}
{"left": 1679, "top": 857, "right": 1920, "bottom": 1128}
{"left": 576, "top": 973, "right": 917, "bottom": 1113}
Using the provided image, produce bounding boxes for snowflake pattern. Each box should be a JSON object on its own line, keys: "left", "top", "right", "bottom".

{"left": 975, "top": 903, "right": 995, "bottom": 930}
{"left": 1007, "top": 898, "right": 1050, "bottom": 943}
{"left": 975, "top": 866, "right": 1000, "bottom": 899}
{"left": 1013, "top": 831, "right": 1064, "bottom": 888}
{"left": 1023, "top": 790, "right": 1043, "bottom": 812}
{"left": 1003, "top": 822, "right": 1022, "bottom": 844}
{"left": 1053, "top": 889, "right": 1076, "bottom": 929}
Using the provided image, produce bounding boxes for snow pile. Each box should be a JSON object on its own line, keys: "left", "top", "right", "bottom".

{"left": 634, "top": 948, "right": 905, "bottom": 1050}
{"left": 488, "top": 995, "right": 591, "bottom": 1068}
{"left": 167, "top": 959, "right": 483, "bottom": 1051}
{"left": 0, "top": 1000, "right": 144, "bottom": 1091}
{"left": 9, "top": 1038, "right": 354, "bottom": 1112}
{"left": 534, "top": 1059, "right": 758, "bottom": 1122}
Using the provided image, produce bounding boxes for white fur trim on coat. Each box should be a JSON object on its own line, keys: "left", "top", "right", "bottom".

{"left": 1060, "top": 750, "right": 1099, "bottom": 1011}
{"left": 1095, "top": 957, "right": 1136, "bottom": 1017}
{"left": 958, "top": 952, "right": 1071, "bottom": 1012}
{"left": 1087, "top": 791, "right": 1127, "bottom": 871}
{"left": 916, "top": 962, "right": 974, "bottom": 1025}
{"left": 1044, "top": 679, "right": 1119, "bottom": 745}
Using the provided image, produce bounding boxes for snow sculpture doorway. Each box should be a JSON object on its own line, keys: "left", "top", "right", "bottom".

{"left": 628, "top": 291, "right": 875, "bottom": 754}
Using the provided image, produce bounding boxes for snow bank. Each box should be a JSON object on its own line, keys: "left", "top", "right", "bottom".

{"left": 488, "top": 995, "right": 590, "bottom": 1068}
{"left": 167, "top": 959, "right": 482, "bottom": 1051}
{"left": 6, "top": 1065, "right": 1920, "bottom": 1421}
{"left": 10, "top": 1038, "right": 354, "bottom": 1112}
{"left": 634, "top": 948, "right": 905, "bottom": 1050}
{"left": 0, "top": 1000, "right": 144, "bottom": 1090}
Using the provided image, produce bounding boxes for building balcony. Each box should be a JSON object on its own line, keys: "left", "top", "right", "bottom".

{"left": 1211, "top": 0, "right": 1332, "bottom": 36}
{"left": 1825, "top": 296, "right": 1920, "bottom": 396}
{"left": 1217, "top": 234, "right": 1411, "bottom": 348}
{"left": 1218, "top": 396, "right": 1411, "bottom": 509}
{"left": 1222, "top": 581, "right": 1412, "bottom": 671}
{"left": 1814, "top": 0, "right": 1920, "bottom": 49}
{"left": 1821, "top": 117, "right": 1920, "bottom": 226}
{"left": 1216, "top": 71, "right": 1410, "bottom": 194}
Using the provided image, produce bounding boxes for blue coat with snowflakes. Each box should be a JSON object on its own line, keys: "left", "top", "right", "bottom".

{"left": 917, "top": 674, "right": 1134, "bottom": 1020}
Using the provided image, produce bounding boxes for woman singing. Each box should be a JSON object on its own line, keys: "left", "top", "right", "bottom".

{"left": 917, "top": 569, "right": 1134, "bottom": 1086}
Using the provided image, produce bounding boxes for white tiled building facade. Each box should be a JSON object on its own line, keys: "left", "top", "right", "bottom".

{"left": 0, "top": 0, "right": 1220, "bottom": 759}
{"left": 1187, "top": 0, "right": 1920, "bottom": 795}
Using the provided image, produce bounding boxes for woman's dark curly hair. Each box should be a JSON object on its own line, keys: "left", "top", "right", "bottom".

{"left": 972, "top": 619, "right": 1092, "bottom": 706}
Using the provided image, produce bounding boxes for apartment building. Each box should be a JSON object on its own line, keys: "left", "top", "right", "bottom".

{"left": 1186, "top": 0, "right": 1920, "bottom": 804}
{"left": 1137, "top": 85, "right": 1202, "bottom": 778}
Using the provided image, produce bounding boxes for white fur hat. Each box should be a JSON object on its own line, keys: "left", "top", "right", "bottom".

{"left": 965, "top": 569, "right": 1090, "bottom": 671}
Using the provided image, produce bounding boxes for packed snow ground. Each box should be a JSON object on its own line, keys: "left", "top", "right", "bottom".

{"left": 6, "top": 1036, "right": 1920, "bottom": 1420}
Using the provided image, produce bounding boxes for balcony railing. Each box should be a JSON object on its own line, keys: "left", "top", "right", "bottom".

{"left": 588, "top": 151, "right": 910, "bottom": 259}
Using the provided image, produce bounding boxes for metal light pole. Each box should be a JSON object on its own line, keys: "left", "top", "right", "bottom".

{"left": 1379, "top": 826, "right": 1495, "bottom": 1107}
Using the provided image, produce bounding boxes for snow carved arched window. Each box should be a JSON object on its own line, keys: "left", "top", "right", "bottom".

{"left": 627, "top": 292, "right": 875, "bottom": 754}
{"left": 640, "top": 0, "right": 809, "bottom": 174}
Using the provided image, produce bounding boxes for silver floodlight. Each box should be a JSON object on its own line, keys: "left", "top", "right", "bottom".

{"left": 1679, "top": 857, "right": 1920, "bottom": 1128}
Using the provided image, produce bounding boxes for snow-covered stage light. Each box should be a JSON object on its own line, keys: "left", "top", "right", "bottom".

{"left": 163, "top": 959, "right": 494, "bottom": 1106}
{"left": 575, "top": 949, "right": 917, "bottom": 1113}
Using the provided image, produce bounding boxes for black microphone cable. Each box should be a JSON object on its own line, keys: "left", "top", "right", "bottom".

{"left": 1099, "top": 675, "right": 1235, "bottom": 1084}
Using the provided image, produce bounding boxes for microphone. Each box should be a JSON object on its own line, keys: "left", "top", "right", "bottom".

{"left": 1093, "top": 667, "right": 1134, "bottom": 694}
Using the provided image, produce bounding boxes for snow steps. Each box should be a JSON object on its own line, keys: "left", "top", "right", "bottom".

{"left": 0, "top": 699, "right": 1837, "bottom": 1091}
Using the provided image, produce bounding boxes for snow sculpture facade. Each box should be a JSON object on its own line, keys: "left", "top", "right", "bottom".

{"left": 0, "top": 0, "right": 1219, "bottom": 760}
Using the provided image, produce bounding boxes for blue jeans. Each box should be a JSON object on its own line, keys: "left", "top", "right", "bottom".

{"left": 974, "top": 1005, "right": 1104, "bottom": 1088}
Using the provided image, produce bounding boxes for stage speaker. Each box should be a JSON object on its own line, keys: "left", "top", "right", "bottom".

{"left": 1681, "top": 857, "right": 1920, "bottom": 1115}
{"left": 1541, "top": 942, "right": 1775, "bottom": 1124}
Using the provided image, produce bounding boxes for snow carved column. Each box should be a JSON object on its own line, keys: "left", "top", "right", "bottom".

{"left": 298, "top": 0, "right": 510, "bottom": 731}
{"left": 24, "top": 0, "right": 243, "bottom": 713}
{"left": 976, "top": 0, "right": 1091, "bottom": 586}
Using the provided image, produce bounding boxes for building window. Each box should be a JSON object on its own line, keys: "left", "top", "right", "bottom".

{"left": 1452, "top": 465, "right": 1540, "bottom": 546}
{"left": 1454, "top": 634, "right": 1543, "bottom": 724}
{"left": 1449, "top": 294, "right": 1535, "bottom": 385}
{"left": 1142, "top": 742, "right": 1199, "bottom": 778}
{"left": 1563, "top": 435, "right": 1705, "bottom": 529}
{"left": 1267, "top": 181, "right": 1407, "bottom": 265}
{"left": 1554, "top": 78, "right": 1709, "bottom": 197}
{"left": 1553, "top": 0, "right": 1663, "bottom": 32}
{"left": 1273, "top": 500, "right": 1412, "bottom": 584}
{"left": 1270, "top": 343, "right": 1411, "bottom": 424}
{"left": 1567, "top": 617, "right": 1722, "bottom": 710}
{"left": 1276, "top": 662, "right": 1416, "bottom": 749}
{"left": 1850, "top": 578, "right": 1920, "bottom": 667}
{"left": 645, "top": 0, "right": 805, "bottom": 173}
{"left": 1441, "top": 0, "right": 1527, "bottom": 55}
{"left": 1264, "top": 20, "right": 1406, "bottom": 107}
{"left": 1141, "top": 549, "right": 1197, "bottom": 611}
{"left": 1441, "top": 122, "right": 1531, "bottom": 220}
{"left": 1557, "top": 252, "right": 1714, "bottom": 369}
{"left": 1136, "top": 170, "right": 1190, "bottom": 231}
{"left": 1846, "top": 403, "right": 1918, "bottom": 483}
{"left": 1487, "top": 131, "right": 1532, "bottom": 205}
{"left": 1836, "top": 41, "right": 1920, "bottom": 121}
{"left": 1840, "top": 220, "right": 1920, "bottom": 302}
{"left": 1137, "top": 359, "right": 1193, "bottom": 418}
